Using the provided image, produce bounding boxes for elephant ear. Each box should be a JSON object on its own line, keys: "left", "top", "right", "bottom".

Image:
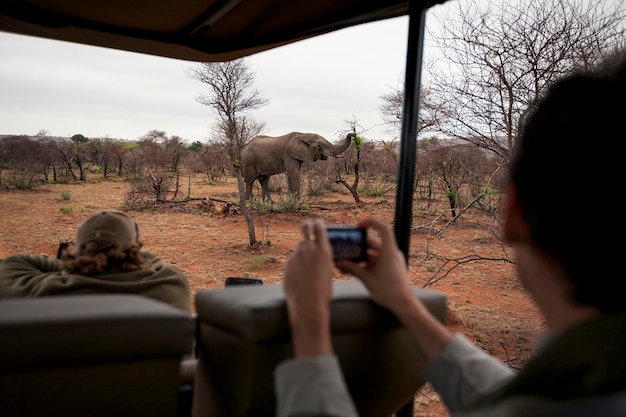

{"left": 290, "top": 135, "right": 320, "bottom": 162}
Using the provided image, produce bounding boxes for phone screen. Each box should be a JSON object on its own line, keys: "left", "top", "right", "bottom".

{"left": 326, "top": 227, "right": 368, "bottom": 262}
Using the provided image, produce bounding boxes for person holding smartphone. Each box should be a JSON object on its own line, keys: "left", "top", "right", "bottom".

{"left": 274, "top": 52, "right": 626, "bottom": 416}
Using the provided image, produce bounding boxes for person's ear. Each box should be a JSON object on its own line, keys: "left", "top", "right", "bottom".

{"left": 503, "top": 183, "right": 530, "bottom": 243}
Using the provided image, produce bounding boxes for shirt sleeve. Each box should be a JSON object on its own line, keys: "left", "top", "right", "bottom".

{"left": 424, "top": 333, "right": 517, "bottom": 412}
{"left": 0, "top": 254, "right": 61, "bottom": 297}
{"left": 274, "top": 355, "right": 359, "bottom": 417}
{"left": 147, "top": 261, "right": 192, "bottom": 312}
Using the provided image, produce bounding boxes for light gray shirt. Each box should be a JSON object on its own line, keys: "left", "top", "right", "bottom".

{"left": 274, "top": 334, "right": 516, "bottom": 417}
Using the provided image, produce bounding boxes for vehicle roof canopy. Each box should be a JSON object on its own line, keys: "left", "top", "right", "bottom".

{"left": 0, "top": 0, "right": 449, "bottom": 62}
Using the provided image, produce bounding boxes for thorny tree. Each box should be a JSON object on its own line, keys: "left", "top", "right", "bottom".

{"left": 379, "top": 85, "right": 448, "bottom": 140}
{"left": 426, "top": 0, "right": 626, "bottom": 158}
{"left": 335, "top": 116, "right": 361, "bottom": 203}
{"left": 187, "top": 59, "right": 268, "bottom": 245}
{"left": 379, "top": 0, "right": 626, "bottom": 284}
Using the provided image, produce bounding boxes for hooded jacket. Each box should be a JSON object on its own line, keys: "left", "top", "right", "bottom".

{"left": 0, "top": 252, "right": 191, "bottom": 313}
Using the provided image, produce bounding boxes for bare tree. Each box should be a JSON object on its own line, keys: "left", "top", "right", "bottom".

{"left": 187, "top": 59, "right": 268, "bottom": 245}
{"left": 334, "top": 117, "right": 361, "bottom": 203}
{"left": 0, "top": 135, "right": 48, "bottom": 189}
{"left": 70, "top": 134, "right": 88, "bottom": 181}
{"left": 44, "top": 135, "right": 78, "bottom": 181}
{"left": 87, "top": 137, "right": 117, "bottom": 178}
{"left": 84, "top": 137, "right": 105, "bottom": 175}
{"left": 426, "top": 0, "right": 626, "bottom": 158}
{"left": 192, "top": 141, "right": 229, "bottom": 182}
{"left": 134, "top": 130, "right": 173, "bottom": 201}
{"left": 121, "top": 130, "right": 191, "bottom": 204}
{"left": 107, "top": 140, "right": 129, "bottom": 177}
{"left": 379, "top": 85, "right": 449, "bottom": 139}
{"left": 383, "top": 0, "right": 626, "bottom": 285}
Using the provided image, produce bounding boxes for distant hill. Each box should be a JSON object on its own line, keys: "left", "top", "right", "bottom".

{"left": 0, "top": 134, "right": 130, "bottom": 142}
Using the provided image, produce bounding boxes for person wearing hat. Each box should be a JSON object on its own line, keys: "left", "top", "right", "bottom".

{"left": 0, "top": 210, "right": 191, "bottom": 312}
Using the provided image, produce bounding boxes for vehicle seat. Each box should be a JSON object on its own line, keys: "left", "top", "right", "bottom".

{"left": 192, "top": 279, "right": 447, "bottom": 417}
{"left": 0, "top": 294, "right": 195, "bottom": 417}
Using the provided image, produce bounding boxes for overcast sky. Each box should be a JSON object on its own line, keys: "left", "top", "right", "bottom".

{"left": 0, "top": 10, "right": 447, "bottom": 144}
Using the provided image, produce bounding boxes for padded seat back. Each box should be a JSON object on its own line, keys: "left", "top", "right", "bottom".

{"left": 0, "top": 294, "right": 195, "bottom": 417}
{"left": 192, "top": 279, "right": 447, "bottom": 417}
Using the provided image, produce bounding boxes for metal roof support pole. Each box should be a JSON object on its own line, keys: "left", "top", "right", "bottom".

{"left": 393, "top": 4, "right": 427, "bottom": 415}
{"left": 394, "top": 3, "right": 427, "bottom": 260}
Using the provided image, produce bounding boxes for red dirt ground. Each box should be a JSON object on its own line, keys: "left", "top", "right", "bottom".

{"left": 0, "top": 176, "right": 546, "bottom": 416}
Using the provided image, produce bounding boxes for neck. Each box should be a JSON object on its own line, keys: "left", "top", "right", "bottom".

{"left": 514, "top": 244, "right": 600, "bottom": 332}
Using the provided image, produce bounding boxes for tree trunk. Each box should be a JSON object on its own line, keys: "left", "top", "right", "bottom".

{"left": 236, "top": 169, "right": 257, "bottom": 245}
{"left": 60, "top": 153, "right": 77, "bottom": 180}
{"left": 447, "top": 191, "right": 458, "bottom": 219}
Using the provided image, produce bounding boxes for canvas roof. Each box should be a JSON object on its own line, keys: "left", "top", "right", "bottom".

{"left": 0, "top": 0, "right": 449, "bottom": 62}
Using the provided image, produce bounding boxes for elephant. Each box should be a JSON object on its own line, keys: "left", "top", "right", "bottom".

{"left": 241, "top": 132, "right": 356, "bottom": 200}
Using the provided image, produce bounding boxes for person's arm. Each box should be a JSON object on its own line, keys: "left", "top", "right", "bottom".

{"left": 336, "top": 217, "right": 516, "bottom": 411}
{"left": 139, "top": 251, "right": 192, "bottom": 313}
{"left": 336, "top": 217, "right": 453, "bottom": 361}
{"left": 275, "top": 218, "right": 359, "bottom": 417}
{"left": 275, "top": 355, "right": 358, "bottom": 417}
{"left": 282, "top": 219, "right": 333, "bottom": 358}
{"left": 425, "top": 333, "right": 516, "bottom": 411}
{"left": 0, "top": 254, "right": 61, "bottom": 297}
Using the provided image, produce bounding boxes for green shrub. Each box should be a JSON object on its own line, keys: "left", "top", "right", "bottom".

{"left": 268, "top": 175, "right": 286, "bottom": 193}
{"left": 250, "top": 194, "right": 310, "bottom": 213}
{"left": 306, "top": 180, "right": 327, "bottom": 197}
{"left": 330, "top": 183, "right": 350, "bottom": 194}
{"left": 12, "top": 177, "right": 37, "bottom": 190}
{"left": 60, "top": 191, "right": 71, "bottom": 200}
{"left": 277, "top": 195, "right": 310, "bottom": 213}
{"left": 7, "top": 169, "right": 40, "bottom": 190}
{"left": 243, "top": 255, "right": 274, "bottom": 271}
{"left": 362, "top": 184, "right": 386, "bottom": 197}
{"left": 85, "top": 163, "right": 102, "bottom": 174}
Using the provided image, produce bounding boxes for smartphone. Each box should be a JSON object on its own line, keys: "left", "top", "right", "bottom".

{"left": 224, "top": 277, "right": 264, "bottom": 287}
{"left": 56, "top": 242, "right": 69, "bottom": 259}
{"left": 326, "top": 226, "right": 368, "bottom": 262}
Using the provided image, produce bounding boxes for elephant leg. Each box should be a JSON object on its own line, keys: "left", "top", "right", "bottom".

{"left": 259, "top": 175, "right": 271, "bottom": 201}
{"left": 287, "top": 162, "right": 302, "bottom": 198}
{"left": 245, "top": 178, "right": 254, "bottom": 200}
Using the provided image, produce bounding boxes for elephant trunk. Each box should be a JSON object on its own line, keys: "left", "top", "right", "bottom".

{"left": 330, "top": 132, "right": 356, "bottom": 156}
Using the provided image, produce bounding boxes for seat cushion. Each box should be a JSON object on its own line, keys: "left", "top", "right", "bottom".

{"left": 0, "top": 294, "right": 196, "bottom": 417}
{"left": 195, "top": 279, "right": 447, "bottom": 342}
{"left": 0, "top": 294, "right": 195, "bottom": 369}
{"left": 192, "top": 279, "right": 447, "bottom": 417}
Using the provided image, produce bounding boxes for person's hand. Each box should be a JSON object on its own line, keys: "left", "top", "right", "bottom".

{"left": 283, "top": 218, "right": 334, "bottom": 357}
{"left": 336, "top": 217, "right": 415, "bottom": 312}
{"left": 338, "top": 217, "right": 455, "bottom": 360}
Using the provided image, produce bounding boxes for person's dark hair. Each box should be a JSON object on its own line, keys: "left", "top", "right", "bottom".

{"left": 508, "top": 52, "right": 626, "bottom": 313}
{"left": 60, "top": 240, "right": 147, "bottom": 275}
